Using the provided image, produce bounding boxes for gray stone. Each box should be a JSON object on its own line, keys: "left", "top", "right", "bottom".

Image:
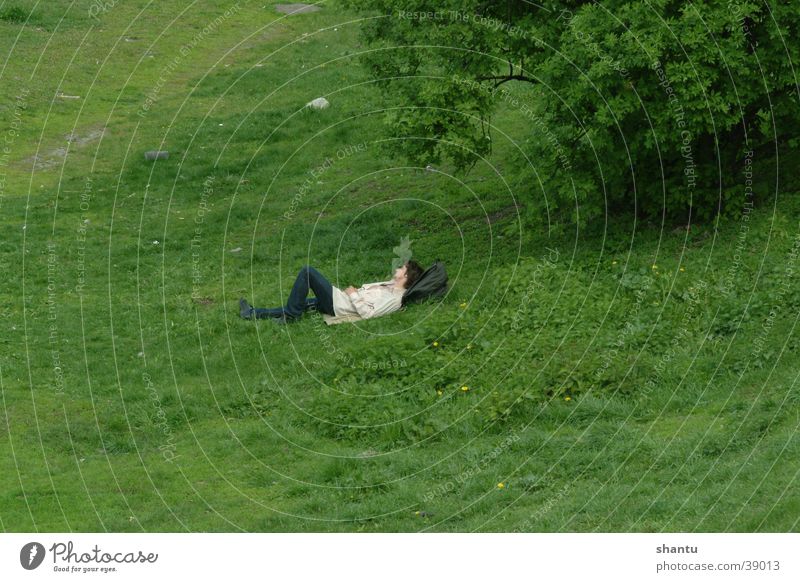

{"left": 307, "top": 97, "right": 329, "bottom": 110}
{"left": 144, "top": 150, "right": 169, "bottom": 161}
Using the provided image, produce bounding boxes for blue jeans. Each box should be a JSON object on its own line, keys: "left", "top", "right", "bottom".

{"left": 253, "top": 265, "right": 335, "bottom": 319}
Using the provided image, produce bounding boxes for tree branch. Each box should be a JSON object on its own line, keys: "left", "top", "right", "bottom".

{"left": 476, "top": 74, "right": 538, "bottom": 88}
{"left": 570, "top": 128, "right": 588, "bottom": 147}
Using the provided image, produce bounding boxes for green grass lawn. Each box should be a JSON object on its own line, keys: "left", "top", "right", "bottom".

{"left": 1, "top": 0, "right": 798, "bottom": 532}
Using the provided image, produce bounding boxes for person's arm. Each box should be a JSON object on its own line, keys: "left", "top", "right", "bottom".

{"left": 349, "top": 287, "right": 401, "bottom": 320}
{"left": 348, "top": 287, "right": 376, "bottom": 319}
{"left": 358, "top": 279, "right": 393, "bottom": 290}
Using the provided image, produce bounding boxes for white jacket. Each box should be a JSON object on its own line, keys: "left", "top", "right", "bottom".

{"left": 328, "top": 279, "right": 405, "bottom": 323}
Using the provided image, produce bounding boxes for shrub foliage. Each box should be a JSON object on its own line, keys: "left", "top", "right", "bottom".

{"left": 342, "top": 0, "right": 799, "bottom": 225}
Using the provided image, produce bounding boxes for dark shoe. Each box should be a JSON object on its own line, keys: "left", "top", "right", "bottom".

{"left": 239, "top": 298, "right": 254, "bottom": 320}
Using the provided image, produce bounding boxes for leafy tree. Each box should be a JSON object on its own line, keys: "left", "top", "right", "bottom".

{"left": 340, "top": 0, "right": 799, "bottom": 227}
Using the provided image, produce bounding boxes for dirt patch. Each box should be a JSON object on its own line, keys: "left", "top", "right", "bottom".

{"left": 238, "top": 29, "right": 281, "bottom": 51}
{"left": 485, "top": 204, "right": 522, "bottom": 224}
{"left": 65, "top": 127, "right": 105, "bottom": 146}
{"left": 20, "top": 126, "right": 106, "bottom": 172}
{"left": 275, "top": 3, "right": 321, "bottom": 15}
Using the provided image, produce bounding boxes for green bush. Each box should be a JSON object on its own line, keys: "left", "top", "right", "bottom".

{"left": 0, "top": 6, "right": 27, "bottom": 23}
{"left": 342, "top": 0, "right": 799, "bottom": 226}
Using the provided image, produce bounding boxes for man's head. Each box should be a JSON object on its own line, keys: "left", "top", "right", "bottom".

{"left": 393, "top": 260, "right": 424, "bottom": 289}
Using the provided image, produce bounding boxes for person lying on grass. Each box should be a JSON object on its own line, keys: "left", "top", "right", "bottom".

{"left": 239, "top": 260, "right": 424, "bottom": 324}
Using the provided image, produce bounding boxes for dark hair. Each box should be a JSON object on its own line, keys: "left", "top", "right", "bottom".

{"left": 404, "top": 260, "right": 424, "bottom": 289}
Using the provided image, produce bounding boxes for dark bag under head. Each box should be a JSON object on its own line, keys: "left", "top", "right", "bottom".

{"left": 402, "top": 259, "right": 448, "bottom": 307}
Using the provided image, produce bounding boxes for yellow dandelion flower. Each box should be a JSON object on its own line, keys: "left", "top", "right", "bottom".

{"left": 651, "top": 264, "right": 658, "bottom": 269}
{"left": 461, "top": 385, "right": 470, "bottom": 392}
{"left": 679, "top": 267, "right": 685, "bottom": 272}
{"left": 437, "top": 390, "right": 443, "bottom": 397}
{"left": 460, "top": 302, "right": 467, "bottom": 308}
{"left": 497, "top": 482, "right": 505, "bottom": 489}
{"left": 612, "top": 260, "right": 617, "bottom": 265}
{"left": 432, "top": 341, "right": 439, "bottom": 347}
{"left": 564, "top": 396, "right": 572, "bottom": 402}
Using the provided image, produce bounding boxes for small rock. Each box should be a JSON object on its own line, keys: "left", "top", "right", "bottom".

{"left": 307, "top": 97, "right": 329, "bottom": 110}
{"left": 144, "top": 150, "right": 169, "bottom": 161}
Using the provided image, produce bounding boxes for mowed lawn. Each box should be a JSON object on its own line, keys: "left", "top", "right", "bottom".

{"left": 0, "top": 0, "right": 798, "bottom": 532}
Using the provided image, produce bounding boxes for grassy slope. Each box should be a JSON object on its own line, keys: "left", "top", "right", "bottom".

{"left": 0, "top": 0, "right": 798, "bottom": 532}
